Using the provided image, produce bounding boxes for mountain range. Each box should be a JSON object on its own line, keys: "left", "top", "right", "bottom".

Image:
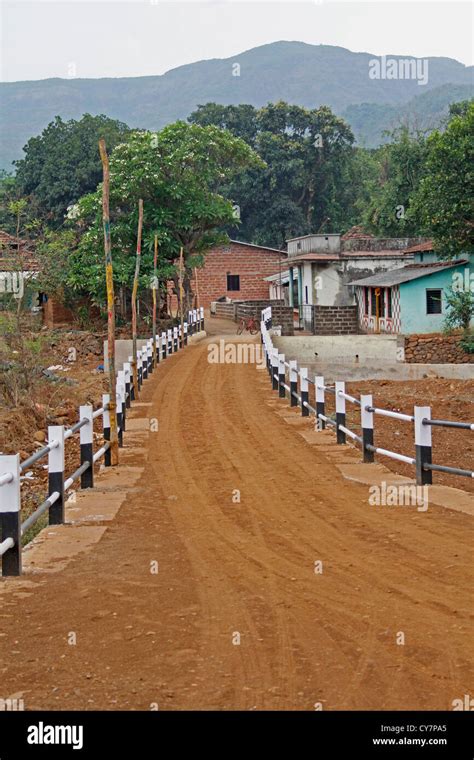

{"left": 1, "top": 41, "right": 472, "bottom": 171}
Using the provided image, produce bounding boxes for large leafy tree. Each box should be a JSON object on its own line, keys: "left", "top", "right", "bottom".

{"left": 360, "top": 126, "right": 428, "bottom": 236}
{"left": 409, "top": 101, "right": 474, "bottom": 258}
{"left": 14, "top": 114, "right": 131, "bottom": 227}
{"left": 190, "top": 101, "right": 356, "bottom": 247}
{"left": 68, "top": 122, "right": 263, "bottom": 310}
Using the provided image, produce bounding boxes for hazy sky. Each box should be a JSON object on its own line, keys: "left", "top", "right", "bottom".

{"left": 1, "top": 0, "right": 472, "bottom": 82}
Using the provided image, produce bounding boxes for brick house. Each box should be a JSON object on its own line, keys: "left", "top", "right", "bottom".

{"left": 192, "top": 239, "right": 287, "bottom": 308}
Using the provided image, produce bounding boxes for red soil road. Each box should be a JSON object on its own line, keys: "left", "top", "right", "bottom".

{"left": 0, "top": 331, "right": 472, "bottom": 711}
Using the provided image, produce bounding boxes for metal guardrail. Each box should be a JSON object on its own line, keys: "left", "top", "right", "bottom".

{"left": 260, "top": 306, "right": 474, "bottom": 486}
{"left": 0, "top": 308, "right": 205, "bottom": 578}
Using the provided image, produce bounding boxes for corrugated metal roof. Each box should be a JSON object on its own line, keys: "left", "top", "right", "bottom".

{"left": 349, "top": 260, "right": 467, "bottom": 288}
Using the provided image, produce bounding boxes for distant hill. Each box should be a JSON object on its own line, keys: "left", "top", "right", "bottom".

{"left": 343, "top": 83, "right": 474, "bottom": 146}
{"left": 1, "top": 41, "right": 472, "bottom": 170}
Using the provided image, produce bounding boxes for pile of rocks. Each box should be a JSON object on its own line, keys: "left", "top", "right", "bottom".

{"left": 404, "top": 334, "right": 474, "bottom": 363}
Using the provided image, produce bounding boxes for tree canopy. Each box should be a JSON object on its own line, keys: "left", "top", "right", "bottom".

{"left": 14, "top": 114, "right": 131, "bottom": 227}
{"left": 68, "top": 121, "right": 264, "bottom": 306}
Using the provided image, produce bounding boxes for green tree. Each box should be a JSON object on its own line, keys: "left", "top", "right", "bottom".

{"left": 361, "top": 126, "right": 428, "bottom": 236}
{"left": 190, "top": 100, "right": 356, "bottom": 247}
{"left": 409, "top": 102, "right": 474, "bottom": 258}
{"left": 68, "top": 122, "right": 263, "bottom": 310}
{"left": 444, "top": 286, "right": 474, "bottom": 332}
{"left": 14, "top": 114, "right": 131, "bottom": 227}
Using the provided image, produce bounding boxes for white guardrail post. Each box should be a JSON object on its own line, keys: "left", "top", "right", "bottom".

{"left": 167, "top": 328, "right": 173, "bottom": 355}
{"left": 361, "top": 394, "right": 374, "bottom": 463}
{"left": 335, "top": 381, "right": 346, "bottom": 445}
{"left": 118, "top": 370, "right": 126, "bottom": 432}
{"left": 80, "top": 405, "right": 94, "bottom": 488}
{"left": 123, "top": 362, "right": 131, "bottom": 408}
{"left": 271, "top": 348, "right": 279, "bottom": 391}
{"left": 0, "top": 454, "right": 21, "bottom": 576}
{"left": 184, "top": 321, "right": 188, "bottom": 346}
{"left": 278, "top": 354, "right": 286, "bottom": 399}
{"left": 289, "top": 360, "right": 298, "bottom": 407}
{"left": 415, "top": 406, "right": 433, "bottom": 486}
{"left": 200, "top": 306, "right": 204, "bottom": 331}
{"left": 316, "top": 376, "right": 325, "bottom": 430}
{"left": 173, "top": 326, "right": 178, "bottom": 353}
{"left": 103, "top": 393, "right": 111, "bottom": 466}
{"left": 300, "top": 368, "right": 309, "bottom": 417}
{"left": 48, "top": 425, "right": 65, "bottom": 524}
{"left": 128, "top": 355, "right": 135, "bottom": 401}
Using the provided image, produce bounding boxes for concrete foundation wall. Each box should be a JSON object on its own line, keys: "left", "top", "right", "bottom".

{"left": 273, "top": 334, "right": 400, "bottom": 363}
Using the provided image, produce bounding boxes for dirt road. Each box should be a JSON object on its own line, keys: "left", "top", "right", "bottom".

{"left": 0, "top": 329, "right": 472, "bottom": 710}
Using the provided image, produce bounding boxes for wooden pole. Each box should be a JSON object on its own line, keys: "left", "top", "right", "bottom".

{"left": 99, "top": 138, "right": 119, "bottom": 466}
{"left": 179, "top": 247, "right": 185, "bottom": 344}
{"left": 152, "top": 234, "right": 158, "bottom": 365}
{"left": 131, "top": 199, "right": 144, "bottom": 397}
{"left": 194, "top": 266, "right": 200, "bottom": 310}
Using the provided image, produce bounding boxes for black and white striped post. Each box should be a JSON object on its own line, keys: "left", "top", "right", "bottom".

{"left": 80, "top": 405, "right": 94, "bottom": 488}
{"left": 0, "top": 454, "right": 21, "bottom": 576}
{"left": 118, "top": 371, "right": 126, "bottom": 432}
{"left": 147, "top": 340, "right": 153, "bottom": 374}
{"left": 316, "top": 376, "right": 325, "bottom": 429}
{"left": 102, "top": 393, "right": 111, "bottom": 467}
{"left": 184, "top": 322, "right": 188, "bottom": 346}
{"left": 361, "top": 394, "right": 374, "bottom": 463}
{"left": 178, "top": 324, "right": 183, "bottom": 349}
{"left": 155, "top": 335, "right": 160, "bottom": 364}
{"left": 289, "top": 360, "right": 298, "bottom": 407}
{"left": 128, "top": 355, "right": 135, "bottom": 401}
{"left": 117, "top": 378, "right": 125, "bottom": 447}
{"left": 173, "top": 326, "right": 178, "bottom": 352}
{"left": 167, "top": 328, "right": 173, "bottom": 355}
{"left": 300, "top": 367, "right": 309, "bottom": 417}
{"left": 415, "top": 406, "right": 433, "bottom": 485}
{"left": 271, "top": 348, "right": 279, "bottom": 391}
{"left": 142, "top": 345, "right": 148, "bottom": 381}
{"left": 192, "top": 309, "right": 198, "bottom": 333}
{"left": 137, "top": 349, "right": 142, "bottom": 390}
{"left": 161, "top": 331, "right": 167, "bottom": 360}
{"left": 200, "top": 306, "right": 204, "bottom": 331}
{"left": 335, "top": 381, "right": 346, "bottom": 444}
{"left": 48, "top": 425, "right": 65, "bottom": 524}
{"left": 278, "top": 353, "right": 286, "bottom": 399}
{"left": 123, "top": 362, "right": 131, "bottom": 408}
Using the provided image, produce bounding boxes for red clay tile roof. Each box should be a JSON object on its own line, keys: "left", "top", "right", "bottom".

{"left": 341, "top": 226, "right": 373, "bottom": 240}
{"left": 403, "top": 239, "right": 434, "bottom": 254}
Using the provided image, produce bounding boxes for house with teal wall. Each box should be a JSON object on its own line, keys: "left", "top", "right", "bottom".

{"left": 349, "top": 241, "right": 473, "bottom": 334}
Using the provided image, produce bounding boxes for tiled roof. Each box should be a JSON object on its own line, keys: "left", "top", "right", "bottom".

{"left": 341, "top": 226, "right": 373, "bottom": 240}
{"left": 403, "top": 239, "right": 434, "bottom": 254}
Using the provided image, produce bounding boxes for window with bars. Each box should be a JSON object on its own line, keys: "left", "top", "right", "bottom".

{"left": 226, "top": 274, "right": 240, "bottom": 291}
{"left": 426, "top": 289, "right": 442, "bottom": 314}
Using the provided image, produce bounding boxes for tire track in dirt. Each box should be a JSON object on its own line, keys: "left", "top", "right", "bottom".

{"left": 0, "top": 331, "right": 472, "bottom": 710}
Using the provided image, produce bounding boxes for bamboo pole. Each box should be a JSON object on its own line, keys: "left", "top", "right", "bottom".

{"left": 131, "top": 199, "right": 144, "bottom": 398}
{"left": 179, "top": 246, "right": 185, "bottom": 344}
{"left": 99, "top": 138, "right": 119, "bottom": 466}
{"left": 152, "top": 234, "right": 158, "bottom": 365}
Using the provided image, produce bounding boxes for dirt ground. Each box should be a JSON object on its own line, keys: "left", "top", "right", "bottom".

{"left": 0, "top": 329, "right": 472, "bottom": 711}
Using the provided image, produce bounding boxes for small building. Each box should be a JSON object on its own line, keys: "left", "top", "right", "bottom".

{"left": 285, "top": 229, "right": 425, "bottom": 309}
{"left": 192, "top": 239, "right": 287, "bottom": 308}
{"left": 350, "top": 241, "right": 473, "bottom": 334}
